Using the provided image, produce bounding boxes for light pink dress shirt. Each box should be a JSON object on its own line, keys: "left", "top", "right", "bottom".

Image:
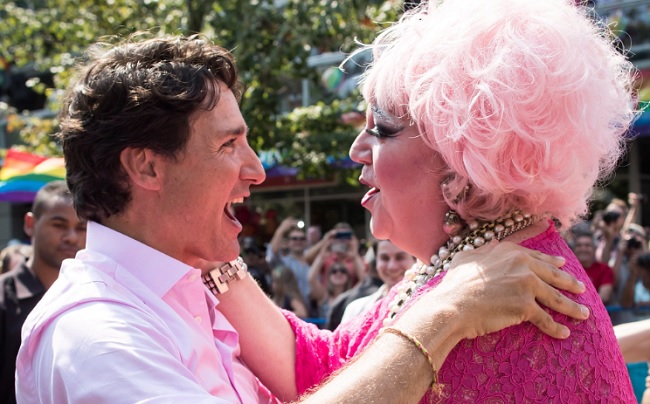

{"left": 16, "top": 221, "right": 277, "bottom": 403}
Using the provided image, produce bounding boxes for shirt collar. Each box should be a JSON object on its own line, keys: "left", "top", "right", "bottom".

{"left": 85, "top": 221, "right": 195, "bottom": 297}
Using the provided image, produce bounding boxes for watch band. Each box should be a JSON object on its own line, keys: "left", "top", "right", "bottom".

{"left": 202, "top": 257, "right": 248, "bottom": 295}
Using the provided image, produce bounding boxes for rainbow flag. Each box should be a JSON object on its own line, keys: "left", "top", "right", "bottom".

{"left": 0, "top": 149, "right": 66, "bottom": 202}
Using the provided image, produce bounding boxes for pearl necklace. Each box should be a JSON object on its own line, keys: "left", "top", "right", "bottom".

{"left": 384, "top": 210, "right": 538, "bottom": 325}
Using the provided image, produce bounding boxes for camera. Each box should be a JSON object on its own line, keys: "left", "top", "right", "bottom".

{"left": 335, "top": 231, "right": 353, "bottom": 240}
{"left": 602, "top": 211, "right": 621, "bottom": 225}
{"left": 627, "top": 236, "right": 643, "bottom": 250}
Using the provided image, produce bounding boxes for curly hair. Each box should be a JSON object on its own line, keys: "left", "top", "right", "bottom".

{"left": 360, "top": 0, "right": 636, "bottom": 226}
{"left": 58, "top": 34, "right": 241, "bottom": 222}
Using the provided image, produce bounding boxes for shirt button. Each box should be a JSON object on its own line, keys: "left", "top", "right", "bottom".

{"left": 194, "top": 316, "right": 202, "bottom": 324}
{"left": 189, "top": 274, "right": 198, "bottom": 282}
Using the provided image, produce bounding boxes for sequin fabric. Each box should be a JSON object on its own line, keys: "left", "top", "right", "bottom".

{"left": 284, "top": 224, "right": 635, "bottom": 402}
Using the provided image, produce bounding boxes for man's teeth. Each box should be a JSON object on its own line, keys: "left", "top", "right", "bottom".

{"left": 231, "top": 197, "right": 244, "bottom": 204}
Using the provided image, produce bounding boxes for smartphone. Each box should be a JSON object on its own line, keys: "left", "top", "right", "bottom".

{"left": 335, "top": 231, "right": 353, "bottom": 240}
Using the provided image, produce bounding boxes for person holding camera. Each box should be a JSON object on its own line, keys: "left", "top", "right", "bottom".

{"left": 596, "top": 193, "right": 644, "bottom": 266}
{"left": 621, "top": 250, "right": 650, "bottom": 309}
{"left": 266, "top": 217, "right": 311, "bottom": 301}
{"left": 306, "top": 224, "right": 366, "bottom": 286}
{"left": 307, "top": 241, "right": 353, "bottom": 320}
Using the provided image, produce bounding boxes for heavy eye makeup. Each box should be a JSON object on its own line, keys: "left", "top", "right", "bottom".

{"left": 365, "top": 105, "right": 404, "bottom": 139}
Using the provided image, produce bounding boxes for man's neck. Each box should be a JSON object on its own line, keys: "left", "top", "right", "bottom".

{"left": 28, "top": 257, "right": 59, "bottom": 290}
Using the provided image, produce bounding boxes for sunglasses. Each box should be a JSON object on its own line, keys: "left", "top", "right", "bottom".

{"left": 329, "top": 268, "right": 348, "bottom": 275}
{"left": 289, "top": 236, "right": 306, "bottom": 241}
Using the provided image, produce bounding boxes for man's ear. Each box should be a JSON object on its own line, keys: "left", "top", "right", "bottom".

{"left": 119, "top": 148, "right": 163, "bottom": 191}
{"left": 24, "top": 212, "right": 35, "bottom": 238}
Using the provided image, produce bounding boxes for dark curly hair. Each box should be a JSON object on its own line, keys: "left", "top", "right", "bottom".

{"left": 58, "top": 34, "right": 241, "bottom": 222}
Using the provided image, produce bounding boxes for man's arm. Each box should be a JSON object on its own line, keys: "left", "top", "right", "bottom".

{"left": 17, "top": 301, "right": 234, "bottom": 403}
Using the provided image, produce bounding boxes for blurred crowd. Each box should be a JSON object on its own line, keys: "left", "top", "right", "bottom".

{"left": 563, "top": 193, "right": 650, "bottom": 322}
{"left": 234, "top": 193, "right": 650, "bottom": 330}
{"left": 238, "top": 217, "right": 417, "bottom": 330}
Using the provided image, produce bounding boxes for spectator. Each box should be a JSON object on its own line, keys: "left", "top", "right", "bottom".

{"left": 326, "top": 248, "right": 383, "bottom": 330}
{"left": 595, "top": 194, "right": 643, "bottom": 266}
{"left": 308, "top": 241, "right": 353, "bottom": 319}
{"left": 595, "top": 199, "right": 627, "bottom": 264}
{"left": 0, "top": 181, "right": 86, "bottom": 404}
{"left": 613, "top": 225, "right": 649, "bottom": 306}
{"left": 271, "top": 266, "right": 308, "bottom": 318}
{"left": 340, "top": 240, "right": 415, "bottom": 324}
{"left": 266, "top": 217, "right": 311, "bottom": 300}
{"left": 572, "top": 232, "right": 615, "bottom": 304}
{"left": 304, "top": 222, "right": 365, "bottom": 287}
{"left": 621, "top": 252, "right": 650, "bottom": 309}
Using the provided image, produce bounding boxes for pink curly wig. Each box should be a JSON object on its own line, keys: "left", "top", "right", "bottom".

{"left": 360, "top": 0, "right": 637, "bottom": 226}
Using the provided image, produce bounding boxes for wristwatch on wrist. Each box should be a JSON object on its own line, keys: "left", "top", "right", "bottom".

{"left": 202, "top": 257, "right": 248, "bottom": 295}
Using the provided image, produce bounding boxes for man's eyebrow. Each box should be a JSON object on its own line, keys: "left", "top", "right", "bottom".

{"left": 47, "top": 215, "right": 70, "bottom": 223}
{"left": 223, "top": 125, "right": 249, "bottom": 136}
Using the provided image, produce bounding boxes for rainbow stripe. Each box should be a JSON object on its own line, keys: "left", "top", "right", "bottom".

{"left": 0, "top": 149, "right": 66, "bottom": 202}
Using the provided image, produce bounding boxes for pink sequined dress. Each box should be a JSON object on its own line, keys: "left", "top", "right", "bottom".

{"left": 283, "top": 224, "right": 635, "bottom": 402}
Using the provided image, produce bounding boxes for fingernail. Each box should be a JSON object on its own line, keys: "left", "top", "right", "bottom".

{"left": 561, "top": 327, "right": 570, "bottom": 338}
{"left": 581, "top": 305, "right": 590, "bottom": 318}
{"left": 577, "top": 281, "right": 585, "bottom": 290}
{"left": 555, "top": 256, "right": 566, "bottom": 265}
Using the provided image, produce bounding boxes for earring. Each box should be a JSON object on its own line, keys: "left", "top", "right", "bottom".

{"left": 442, "top": 210, "right": 464, "bottom": 236}
{"left": 441, "top": 176, "right": 471, "bottom": 205}
{"left": 452, "top": 184, "right": 471, "bottom": 204}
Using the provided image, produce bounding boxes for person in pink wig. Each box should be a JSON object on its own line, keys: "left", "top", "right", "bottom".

{"left": 221, "top": 0, "right": 637, "bottom": 401}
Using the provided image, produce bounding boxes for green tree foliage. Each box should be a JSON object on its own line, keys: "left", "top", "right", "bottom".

{"left": 1, "top": 0, "right": 401, "bottom": 178}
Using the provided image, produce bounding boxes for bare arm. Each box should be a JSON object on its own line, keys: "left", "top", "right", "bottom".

{"left": 621, "top": 254, "right": 640, "bottom": 309}
{"left": 348, "top": 236, "right": 366, "bottom": 282}
{"left": 216, "top": 275, "right": 298, "bottom": 401}
{"left": 304, "top": 229, "right": 336, "bottom": 265}
{"left": 269, "top": 218, "right": 297, "bottom": 255}
{"left": 298, "top": 308, "right": 460, "bottom": 403}
{"left": 307, "top": 244, "right": 329, "bottom": 303}
{"left": 596, "top": 225, "right": 616, "bottom": 265}
{"left": 623, "top": 192, "right": 642, "bottom": 232}
{"left": 614, "top": 318, "right": 650, "bottom": 363}
{"left": 215, "top": 242, "right": 589, "bottom": 402}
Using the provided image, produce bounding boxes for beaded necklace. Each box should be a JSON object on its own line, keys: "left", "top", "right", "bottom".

{"left": 384, "top": 210, "right": 538, "bottom": 325}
